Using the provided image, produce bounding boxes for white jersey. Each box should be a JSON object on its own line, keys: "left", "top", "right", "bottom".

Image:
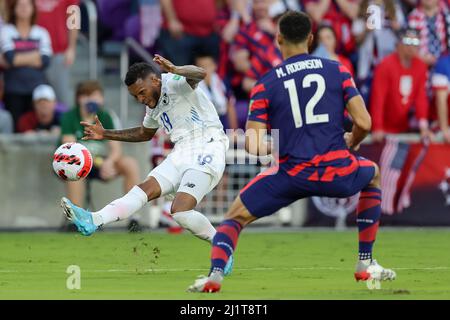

{"left": 142, "top": 73, "right": 226, "bottom": 144}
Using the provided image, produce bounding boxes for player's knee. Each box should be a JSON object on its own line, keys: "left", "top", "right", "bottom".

{"left": 138, "top": 177, "right": 161, "bottom": 201}
{"left": 224, "top": 197, "right": 256, "bottom": 227}
{"left": 170, "top": 194, "right": 197, "bottom": 214}
{"left": 369, "top": 162, "right": 381, "bottom": 188}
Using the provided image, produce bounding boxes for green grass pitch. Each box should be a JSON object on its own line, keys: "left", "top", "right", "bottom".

{"left": 0, "top": 229, "right": 449, "bottom": 299}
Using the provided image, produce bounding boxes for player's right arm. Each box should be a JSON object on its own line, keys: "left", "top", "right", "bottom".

{"left": 81, "top": 116, "right": 157, "bottom": 142}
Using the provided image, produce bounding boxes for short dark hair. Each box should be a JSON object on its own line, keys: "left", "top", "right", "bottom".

{"left": 124, "top": 62, "right": 160, "bottom": 86}
{"left": 278, "top": 11, "right": 312, "bottom": 44}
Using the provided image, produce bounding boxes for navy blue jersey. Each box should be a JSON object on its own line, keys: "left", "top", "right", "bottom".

{"left": 248, "top": 53, "right": 360, "bottom": 169}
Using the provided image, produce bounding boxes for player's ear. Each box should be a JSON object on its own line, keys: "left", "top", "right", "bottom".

{"left": 150, "top": 73, "right": 161, "bottom": 86}
{"left": 277, "top": 33, "right": 284, "bottom": 47}
{"left": 307, "top": 33, "right": 314, "bottom": 49}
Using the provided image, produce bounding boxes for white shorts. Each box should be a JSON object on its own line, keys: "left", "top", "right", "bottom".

{"left": 148, "top": 134, "right": 228, "bottom": 203}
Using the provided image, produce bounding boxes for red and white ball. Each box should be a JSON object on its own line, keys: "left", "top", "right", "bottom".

{"left": 52, "top": 143, "right": 93, "bottom": 181}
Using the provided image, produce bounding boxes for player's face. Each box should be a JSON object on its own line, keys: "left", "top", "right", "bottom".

{"left": 128, "top": 74, "right": 161, "bottom": 109}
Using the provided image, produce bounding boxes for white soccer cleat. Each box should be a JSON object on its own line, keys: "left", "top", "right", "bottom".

{"left": 354, "top": 259, "right": 396, "bottom": 290}
{"left": 187, "top": 272, "right": 223, "bottom": 293}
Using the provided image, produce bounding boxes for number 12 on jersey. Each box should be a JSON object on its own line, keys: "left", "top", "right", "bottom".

{"left": 284, "top": 74, "right": 329, "bottom": 128}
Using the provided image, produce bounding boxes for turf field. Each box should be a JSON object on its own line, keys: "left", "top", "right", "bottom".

{"left": 0, "top": 229, "right": 449, "bottom": 299}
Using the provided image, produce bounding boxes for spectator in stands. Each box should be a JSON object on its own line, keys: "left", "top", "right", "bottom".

{"left": 17, "top": 84, "right": 60, "bottom": 134}
{"left": 370, "top": 28, "right": 432, "bottom": 142}
{"left": 431, "top": 53, "right": 450, "bottom": 143}
{"left": 231, "top": 0, "right": 301, "bottom": 21}
{"left": 60, "top": 80, "right": 140, "bottom": 212}
{"left": 408, "top": 0, "right": 450, "bottom": 66}
{"left": 242, "top": 42, "right": 283, "bottom": 93}
{"left": 313, "top": 24, "right": 355, "bottom": 75}
{"left": 1, "top": 0, "right": 52, "bottom": 131}
{"left": 36, "top": 0, "right": 79, "bottom": 108}
{"left": 216, "top": 0, "right": 241, "bottom": 81}
{"left": 304, "top": 0, "right": 361, "bottom": 55}
{"left": 352, "top": 0, "right": 403, "bottom": 101}
{"left": 158, "top": 0, "right": 220, "bottom": 65}
{"left": 195, "top": 52, "right": 239, "bottom": 130}
{"left": 230, "top": 0, "right": 277, "bottom": 96}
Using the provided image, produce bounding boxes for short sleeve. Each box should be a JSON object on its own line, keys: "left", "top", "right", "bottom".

{"left": 432, "top": 56, "right": 449, "bottom": 90}
{"left": 142, "top": 107, "right": 160, "bottom": 129}
{"left": 1, "top": 24, "right": 16, "bottom": 53}
{"left": 339, "top": 63, "right": 360, "bottom": 104}
{"left": 38, "top": 27, "right": 53, "bottom": 57}
{"left": 247, "top": 82, "right": 269, "bottom": 123}
{"left": 169, "top": 74, "right": 194, "bottom": 95}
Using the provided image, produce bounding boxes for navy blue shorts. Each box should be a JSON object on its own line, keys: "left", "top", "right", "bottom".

{"left": 240, "top": 156, "right": 376, "bottom": 218}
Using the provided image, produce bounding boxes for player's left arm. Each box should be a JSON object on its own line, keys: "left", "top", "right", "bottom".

{"left": 153, "top": 54, "right": 206, "bottom": 89}
{"left": 345, "top": 95, "right": 372, "bottom": 150}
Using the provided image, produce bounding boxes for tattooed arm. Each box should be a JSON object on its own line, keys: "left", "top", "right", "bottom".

{"left": 153, "top": 54, "right": 206, "bottom": 89}
{"left": 81, "top": 116, "right": 157, "bottom": 142}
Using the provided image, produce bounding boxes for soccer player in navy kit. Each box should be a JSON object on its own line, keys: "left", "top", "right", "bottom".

{"left": 189, "top": 11, "right": 396, "bottom": 293}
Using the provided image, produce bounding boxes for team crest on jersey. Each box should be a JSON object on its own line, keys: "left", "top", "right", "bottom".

{"left": 162, "top": 93, "right": 170, "bottom": 105}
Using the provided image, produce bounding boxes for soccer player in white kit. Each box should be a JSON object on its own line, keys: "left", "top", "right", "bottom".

{"left": 60, "top": 54, "right": 233, "bottom": 274}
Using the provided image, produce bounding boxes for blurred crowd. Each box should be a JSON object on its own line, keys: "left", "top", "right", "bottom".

{"left": 0, "top": 0, "right": 450, "bottom": 142}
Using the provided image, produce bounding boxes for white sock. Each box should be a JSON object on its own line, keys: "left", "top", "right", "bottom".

{"left": 172, "top": 210, "right": 216, "bottom": 243}
{"left": 92, "top": 186, "right": 148, "bottom": 226}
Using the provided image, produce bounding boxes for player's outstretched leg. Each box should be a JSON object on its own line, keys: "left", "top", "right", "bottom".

{"left": 170, "top": 170, "right": 234, "bottom": 276}
{"left": 187, "top": 196, "right": 256, "bottom": 293}
{"left": 354, "top": 163, "right": 396, "bottom": 283}
{"left": 61, "top": 177, "right": 161, "bottom": 236}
